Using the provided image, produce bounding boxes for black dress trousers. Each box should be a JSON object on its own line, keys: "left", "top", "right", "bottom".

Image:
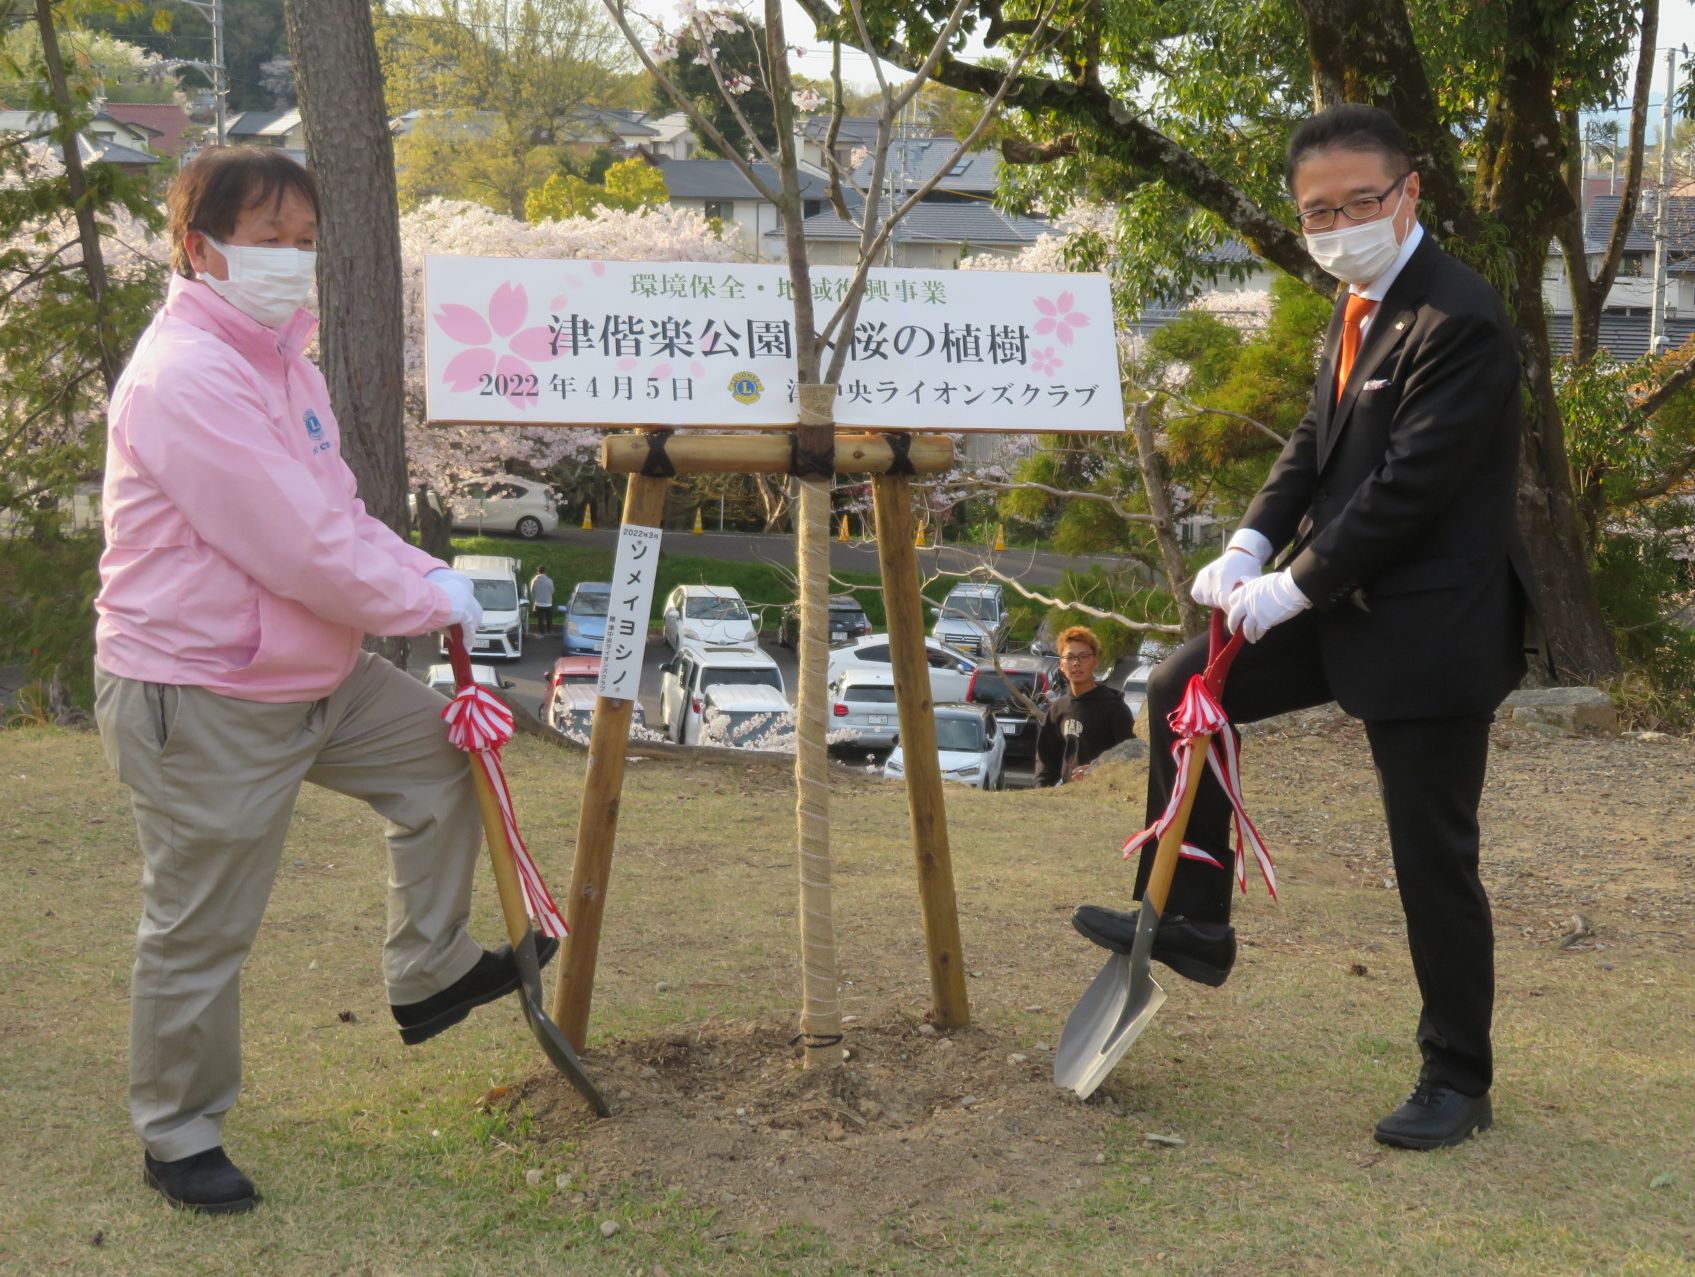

{"left": 1129, "top": 611, "right": 1496, "bottom": 1096}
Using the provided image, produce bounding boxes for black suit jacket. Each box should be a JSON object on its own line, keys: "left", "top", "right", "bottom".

{"left": 1242, "top": 233, "right": 1528, "bottom": 720}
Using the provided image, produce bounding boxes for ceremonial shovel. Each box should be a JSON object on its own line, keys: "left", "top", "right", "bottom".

{"left": 1054, "top": 611, "right": 1244, "bottom": 1099}
{"left": 446, "top": 632, "right": 610, "bottom": 1116}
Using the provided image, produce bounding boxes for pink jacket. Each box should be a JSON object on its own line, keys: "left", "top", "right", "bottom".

{"left": 95, "top": 276, "right": 451, "bottom": 703}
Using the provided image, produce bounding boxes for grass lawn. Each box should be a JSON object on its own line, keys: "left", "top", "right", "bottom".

{"left": 1, "top": 721, "right": 1690, "bottom": 1275}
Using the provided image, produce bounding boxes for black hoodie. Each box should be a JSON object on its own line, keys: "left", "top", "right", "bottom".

{"left": 1033, "top": 683, "right": 1135, "bottom": 787}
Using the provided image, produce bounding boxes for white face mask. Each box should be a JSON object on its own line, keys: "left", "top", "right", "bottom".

{"left": 1303, "top": 189, "right": 1407, "bottom": 286}
{"left": 201, "top": 237, "right": 317, "bottom": 328}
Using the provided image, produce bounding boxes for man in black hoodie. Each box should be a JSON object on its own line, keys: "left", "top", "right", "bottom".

{"left": 1033, "top": 626, "right": 1135, "bottom": 786}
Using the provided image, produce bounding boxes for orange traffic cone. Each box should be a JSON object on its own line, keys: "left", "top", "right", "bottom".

{"left": 915, "top": 521, "right": 927, "bottom": 548}
{"left": 838, "top": 514, "right": 850, "bottom": 542}
{"left": 993, "top": 523, "right": 1006, "bottom": 552}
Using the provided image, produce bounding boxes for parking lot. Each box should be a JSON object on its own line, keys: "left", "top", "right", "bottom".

{"left": 442, "top": 626, "right": 1046, "bottom": 789}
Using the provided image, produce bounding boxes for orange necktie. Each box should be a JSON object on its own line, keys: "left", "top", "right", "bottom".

{"left": 1336, "top": 294, "right": 1376, "bottom": 402}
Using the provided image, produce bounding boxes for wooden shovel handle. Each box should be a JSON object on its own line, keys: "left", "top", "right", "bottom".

{"left": 1143, "top": 740, "right": 1212, "bottom": 915}
{"left": 466, "top": 761, "right": 533, "bottom": 951}
{"left": 445, "top": 629, "right": 530, "bottom": 951}
{"left": 1144, "top": 610, "right": 1238, "bottom": 914}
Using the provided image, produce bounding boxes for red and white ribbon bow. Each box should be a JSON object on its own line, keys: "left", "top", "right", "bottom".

{"left": 442, "top": 684, "right": 568, "bottom": 937}
{"left": 1122, "top": 670, "right": 1277, "bottom": 898}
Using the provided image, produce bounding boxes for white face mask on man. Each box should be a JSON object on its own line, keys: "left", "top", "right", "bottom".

{"left": 1303, "top": 188, "right": 1407, "bottom": 286}
{"left": 201, "top": 238, "right": 317, "bottom": 328}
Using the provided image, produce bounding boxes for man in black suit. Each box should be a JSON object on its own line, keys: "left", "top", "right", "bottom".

{"left": 1072, "top": 104, "right": 1528, "bottom": 1150}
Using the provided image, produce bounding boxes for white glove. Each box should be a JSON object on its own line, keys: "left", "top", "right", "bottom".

{"left": 1192, "top": 545, "right": 1263, "bottom": 609}
{"left": 1225, "top": 569, "right": 1311, "bottom": 643}
{"left": 426, "top": 568, "right": 482, "bottom": 649}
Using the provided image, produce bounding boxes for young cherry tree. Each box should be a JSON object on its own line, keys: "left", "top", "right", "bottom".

{"left": 599, "top": 0, "right": 1067, "bottom": 1066}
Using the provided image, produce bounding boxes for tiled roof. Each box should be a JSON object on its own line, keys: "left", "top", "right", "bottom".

{"left": 657, "top": 158, "right": 829, "bottom": 200}
{"left": 786, "top": 198, "right": 1054, "bottom": 245}
{"left": 847, "top": 140, "right": 999, "bottom": 194}
{"left": 1546, "top": 311, "right": 1695, "bottom": 360}
{"left": 1580, "top": 193, "right": 1695, "bottom": 255}
{"left": 102, "top": 102, "right": 194, "bottom": 157}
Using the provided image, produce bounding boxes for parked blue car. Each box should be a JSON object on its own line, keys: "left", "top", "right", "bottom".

{"left": 562, "top": 581, "right": 612, "bottom": 655}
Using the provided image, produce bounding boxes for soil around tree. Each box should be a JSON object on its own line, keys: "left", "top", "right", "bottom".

{"left": 510, "top": 715, "right": 1693, "bottom": 1244}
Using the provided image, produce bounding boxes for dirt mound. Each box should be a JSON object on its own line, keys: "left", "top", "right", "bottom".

{"left": 516, "top": 1011, "right": 1129, "bottom": 1238}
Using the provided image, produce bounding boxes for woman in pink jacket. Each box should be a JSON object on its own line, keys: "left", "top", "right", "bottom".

{"left": 93, "top": 148, "right": 553, "bottom": 1215}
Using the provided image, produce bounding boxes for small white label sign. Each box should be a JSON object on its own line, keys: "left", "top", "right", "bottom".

{"left": 596, "top": 524, "right": 663, "bottom": 702}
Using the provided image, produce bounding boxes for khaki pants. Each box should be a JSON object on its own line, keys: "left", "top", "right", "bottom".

{"left": 95, "top": 652, "right": 484, "bottom": 1161}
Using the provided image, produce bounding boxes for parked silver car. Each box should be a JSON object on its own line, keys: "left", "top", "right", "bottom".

{"left": 829, "top": 669, "right": 901, "bottom": 748}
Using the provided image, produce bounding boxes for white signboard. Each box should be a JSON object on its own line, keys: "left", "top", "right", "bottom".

{"left": 423, "top": 257, "right": 1124, "bottom": 433}
{"left": 595, "top": 523, "right": 663, "bottom": 703}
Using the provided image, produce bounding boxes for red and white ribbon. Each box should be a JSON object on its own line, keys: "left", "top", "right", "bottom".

{"left": 443, "top": 684, "right": 569, "bottom": 938}
{"left": 1122, "top": 671, "right": 1277, "bottom": 899}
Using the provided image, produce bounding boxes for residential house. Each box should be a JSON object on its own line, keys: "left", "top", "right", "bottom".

{"left": 797, "top": 114, "right": 883, "bottom": 173}
{"left": 0, "top": 108, "right": 160, "bottom": 177}
{"left": 1544, "top": 191, "right": 1695, "bottom": 358}
{"left": 782, "top": 193, "right": 1055, "bottom": 268}
{"left": 844, "top": 137, "right": 1001, "bottom": 202}
{"left": 226, "top": 108, "right": 307, "bottom": 162}
{"left": 639, "top": 111, "right": 697, "bottom": 161}
{"left": 101, "top": 102, "right": 195, "bottom": 159}
{"left": 655, "top": 158, "right": 830, "bottom": 260}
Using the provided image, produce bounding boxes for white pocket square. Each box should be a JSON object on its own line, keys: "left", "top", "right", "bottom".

{"left": 1363, "top": 377, "right": 1392, "bottom": 391}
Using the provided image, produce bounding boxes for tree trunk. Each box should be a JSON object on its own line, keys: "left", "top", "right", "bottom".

{"left": 284, "top": 0, "right": 412, "bottom": 666}
{"left": 1512, "top": 281, "right": 1622, "bottom": 681}
{"left": 415, "top": 484, "right": 453, "bottom": 561}
{"left": 1128, "top": 401, "right": 1204, "bottom": 639}
{"left": 35, "top": 0, "right": 119, "bottom": 396}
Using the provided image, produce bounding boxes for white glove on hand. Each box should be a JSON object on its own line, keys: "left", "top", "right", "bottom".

{"left": 1225, "top": 569, "right": 1311, "bottom": 643}
{"left": 426, "top": 568, "right": 482, "bottom": 649}
{"left": 1191, "top": 547, "right": 1264, "bottom": 610}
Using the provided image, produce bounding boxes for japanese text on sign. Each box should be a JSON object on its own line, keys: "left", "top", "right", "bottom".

{"left": 596, "top": 523, "right": 664, "bottom": 703}
{"left": 424, "top": 258, "right": 1124, "bottom": 434}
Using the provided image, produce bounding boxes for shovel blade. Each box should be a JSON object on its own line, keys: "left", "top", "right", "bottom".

{"left": 514, "top": 932, "right": 611, "bottom": 1116}
{"left": 1053, "top": 953, "right": 1167, "bottom": 1099}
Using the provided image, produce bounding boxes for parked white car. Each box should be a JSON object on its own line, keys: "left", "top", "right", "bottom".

{"left": 826, "top": 633, "right": 979, "bottom": 704}
{"left": 883, "top": 703, "right": 1006, "bottom": 790}
{"left": 450, "top": 474, "right": 558, "bottom": 540}
{"left": 830, "top": 669, "right": 900, "bottom": 749}
{"left": 931, "top": 583, "right": 1008, "bottom": 657}
{"left": 698, "top": 684, "right": 795, "bottom": 749}
{"left": 662, "top": 584, "right": 760, "bottom": 652}
{"left": 658, "top": 646, "right": 788, "bottom": 745}
{"left": 441, "top": 554, "right": 527, "bottom": 660}
{"left": 423, "top": 663, "right": 511, "bottom": 697}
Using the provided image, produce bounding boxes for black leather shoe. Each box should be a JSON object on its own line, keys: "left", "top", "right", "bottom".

{"left": 391, "top": 934, "right": 560, "bottom": 1045}
{"left": 1070, "top": 904, "right": 1237, "bottom": 987}
{"left": 143, "top": 1146, "right": 259, "bottom": 1214}
{"left": 1374, "top": 1076, "right": 1492, "bottom": 1149}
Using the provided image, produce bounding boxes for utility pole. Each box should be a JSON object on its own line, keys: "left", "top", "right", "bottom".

{"left": 177, "top": 0, "right": 226, "bottom": 146}
{"left": 1650, "top": 45, "right": 1678, "bottom": 357}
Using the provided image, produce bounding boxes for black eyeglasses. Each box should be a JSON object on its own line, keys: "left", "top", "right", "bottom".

{"left": 1059, "top": 651, "right": 1096, "bottom": 663}
{"left": 1296, "top": 173, "right": 1410, "bottom": 233}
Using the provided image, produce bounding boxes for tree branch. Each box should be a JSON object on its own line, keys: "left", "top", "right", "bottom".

{"left": 792, "top": 0, "right": 1333, "bottom": 294}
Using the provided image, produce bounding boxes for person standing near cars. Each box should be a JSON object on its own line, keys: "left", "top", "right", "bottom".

{"left": 1072, "top": 105, "right": 1530, "bottom": 1151}
{"left": 93, "top": 148, "right": 555, "bottom": 1216}
{"left": 529, "top": 565, "right": 555, "bottom": 636}
{"left": 1033, "top": 626, "right": 1135, "bottom": 786}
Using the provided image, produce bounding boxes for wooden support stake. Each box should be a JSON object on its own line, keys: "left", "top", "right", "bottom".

{"left": 551, "top": 465, "right": 671, "bottom": 1048}
{"left": 872, "top": 469, "right": 971, "bottom": 1030}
